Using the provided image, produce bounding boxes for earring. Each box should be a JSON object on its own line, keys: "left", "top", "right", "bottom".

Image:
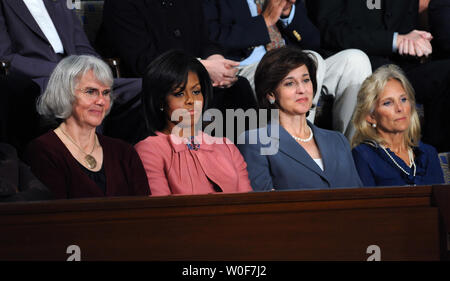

{"left": 372, "top": 123, "right": 377, "bottom": 128}
{"left": 160, "top": 107, "right": 164, "bottom": 112}
{"left": 269, "top": 99, "right": 275, "bottom": 105}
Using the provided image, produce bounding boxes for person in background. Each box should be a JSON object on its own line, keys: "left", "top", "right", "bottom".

{"left": 306, "top": 0, "right": 450, "bottom": 152}
{"left": 25, "top": 55, "right": 150, "bottom": 199}
{"left": 351, "top": 64, "right": 444, "bottom": 187}
{"left": 0, "top": 142, "right": 51, "bottom": 202}
{"left": 135, "top": 50, "right": 252, "bottom": 196}
{"left": 428, "top": 0, "right": 450, "bottom": 58}
{"left": 202, "top": 0, "right": 372, "bottom": 138}
{"left": 237, "top": 47, "right": 362, "bottom": 191}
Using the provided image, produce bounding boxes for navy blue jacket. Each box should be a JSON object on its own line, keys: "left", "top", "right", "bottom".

{"left": 202, "top": 0, "right": 321, "bottom": 62}
{"left": 352, "top": 141, "right": 445, "bottom": 187}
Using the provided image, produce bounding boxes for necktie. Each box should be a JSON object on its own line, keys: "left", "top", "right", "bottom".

{"left": 254, "top": 0, "right": 286, "bottom": 51}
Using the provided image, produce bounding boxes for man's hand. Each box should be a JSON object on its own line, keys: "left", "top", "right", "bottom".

{"left": 262, "top": 0, "right": 287, "bottom": 27}
{"left": 397, "top": 30, "right": 433, "bottom": 57}
{"left": 281, "top": 0, "right": 296, "bottom": 18}
{"left": 201, "top": 54, "right": 240, "bottom": 88}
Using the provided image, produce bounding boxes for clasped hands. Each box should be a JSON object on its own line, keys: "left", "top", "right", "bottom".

{"left": 201, "top": 54, "right": 239, "bottom": 88}
{"left": 397, "top": 30, "right": 433, "bottom": 58}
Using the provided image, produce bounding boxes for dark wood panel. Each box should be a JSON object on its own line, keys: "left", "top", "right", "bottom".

{"left": 0, "top": 185, "right": 446, "bottom": 261}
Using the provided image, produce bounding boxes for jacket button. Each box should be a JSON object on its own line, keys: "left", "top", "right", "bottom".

{"left": 173, "top": 29, "right": 181, "bottom": 37}
{"left": 161, "top": 1, "right": 167, "bottom": 7}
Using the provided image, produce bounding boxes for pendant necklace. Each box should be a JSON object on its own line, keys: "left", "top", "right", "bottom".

{"left": 59, "top": 126, "right": 98, "bottom": 169}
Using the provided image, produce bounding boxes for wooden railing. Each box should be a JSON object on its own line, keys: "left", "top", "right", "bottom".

{"left": 0, "top": 185, "right": 449, "bottom": 261}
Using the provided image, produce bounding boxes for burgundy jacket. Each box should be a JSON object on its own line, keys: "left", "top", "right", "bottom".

{"left": 25, "top": 131, "right": 150, "bottom": 199}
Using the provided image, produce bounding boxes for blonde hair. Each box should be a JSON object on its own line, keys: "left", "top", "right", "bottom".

{"left": 351, "top": 64, "right": 421, "bottom": 148}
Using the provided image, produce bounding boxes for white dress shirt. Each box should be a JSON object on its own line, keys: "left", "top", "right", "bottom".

{"left": 23, "top": 0, "right": 65, "bottom": 54}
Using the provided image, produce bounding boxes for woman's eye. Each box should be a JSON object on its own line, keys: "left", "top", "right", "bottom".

{"left": 401, "top": 97, "right": 408, "bottom": 103}
{"left": 284, "top": 81, "right": 294, "bottom": 87}
{"left": 303, "top": 78, "right": 311, "bottom": 83}
{"left": 382, "top": 101, "right": 392, "bottom": 106}
{"left": 193, "top": 90, "right": 202, "bottom": 95}
{"left": 173, "top": 92, "right": 184, "bottom": 97}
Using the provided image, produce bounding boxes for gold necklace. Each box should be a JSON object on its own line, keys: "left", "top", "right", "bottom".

{"left": 58, "top": 126, "right": 98, "bottom": 169}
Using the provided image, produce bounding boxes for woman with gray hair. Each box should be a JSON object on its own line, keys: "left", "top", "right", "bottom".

{"left": 25, "top": 55, "right": 150, "bottom": 199}
{"left": 351, "top": 64, "right": 444, "bottom": 187}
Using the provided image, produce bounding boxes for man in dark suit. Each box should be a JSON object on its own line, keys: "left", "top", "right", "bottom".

{"left": 429, "top": 0, "right": 450, "bottom": 58}
{"left": 97, "top": 0, "right": 242, "bottom": 86}
{"left": 0, "top": 73, "right": 40, "bottom": 155}
{"left": 0, "top": 0, "right": 142, "bottom": 143}
{"left": 203, "top": 0, "right": 372, "bottom": 138}
{"left": 306, "top": 0, "right": 450, "bottom": 152}
{"left": 97, "top": 0, "right": 257, "bottom": 141}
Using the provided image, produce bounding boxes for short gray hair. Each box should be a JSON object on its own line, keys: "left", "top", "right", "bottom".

{"left": 37, "top": 55, "right": 114, "bottom": 119}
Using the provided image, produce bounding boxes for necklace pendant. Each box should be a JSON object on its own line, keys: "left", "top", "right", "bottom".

{"left": 85, "top": 154, "right": 97, "bottom": 169}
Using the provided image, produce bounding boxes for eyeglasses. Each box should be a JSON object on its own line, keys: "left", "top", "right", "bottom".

{"left": 76, "top": 87, "right": 112, "bottom": 99}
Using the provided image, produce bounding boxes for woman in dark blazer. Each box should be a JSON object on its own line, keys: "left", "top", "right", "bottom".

{"left": 351, "top": 64, "right": 444, "bottom": 187}
{"left": 237, "top": 47, "right": 362, "bottom": 191}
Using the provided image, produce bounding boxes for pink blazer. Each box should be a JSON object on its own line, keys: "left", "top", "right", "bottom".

{"left": 135, "top": 132, "right": 252, "bottom": 196}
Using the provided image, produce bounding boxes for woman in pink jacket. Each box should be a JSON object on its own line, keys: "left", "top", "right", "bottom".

{"left": 135, "top": 50, "right": 252, "bottom": 196}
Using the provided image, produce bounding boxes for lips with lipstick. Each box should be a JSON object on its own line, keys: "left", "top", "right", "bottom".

{"left": 296, "top": 97, "right": 309, "bottom": 103}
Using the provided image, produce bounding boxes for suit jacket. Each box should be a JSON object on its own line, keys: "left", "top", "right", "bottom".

{"left": 352, "top": 141, "right": 444, "bottom": 187}
{"left": 0, "top": 0, "right": 98, "bottom": 87}
{"left": 237, "top": 121, "right": 363, "bottom": 191}
{"left": 429, "top": 0, "right": 450, "bottom": 58}
{"left": 202, "top": 0, "right": 321, "bottom": 62}
{"left": 97, "top": 0, "right": 223, "bottom": 77}
{"left": 306, "top": 0, "right": 418, "bottom": 59}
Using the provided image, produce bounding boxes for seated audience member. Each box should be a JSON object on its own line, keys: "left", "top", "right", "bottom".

{"left": 203, "top": 0, "right": 372, "bottom": 138}
{"left": 351, "top": 65, "right": 445, "bottom": 187}
{"left": 0, "top": 0, "right": 142, "bottom": 143}
{"left": 134, "top": 50, "right": 253, "bottom": 196}
{"left": 306, "top": 0, "right": 450, "bottom": 153}
{"left": 25, "top": 55, "right": 150, "bottom": 199}
{"left": 429, "top": 0, "right": 450, "bottom": 58}
{"left": 97, "top": 0, "right": 257, "bottom": 140}
{"left": 237, "top": 47, "right": 363, "bottom": 191}
{"left": 1, "top": 142, "right": 52, "bottom": 202}
{"left": 0, "top": 73, "right": 41, "bottom": 155}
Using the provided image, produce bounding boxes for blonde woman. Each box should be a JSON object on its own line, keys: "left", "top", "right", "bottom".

{"left": 351, "top": 64, "right": 444, "bottom": 187}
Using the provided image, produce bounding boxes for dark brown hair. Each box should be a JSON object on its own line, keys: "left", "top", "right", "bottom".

{"left": 254, "top": 46, "right": 318, "bottom": 111}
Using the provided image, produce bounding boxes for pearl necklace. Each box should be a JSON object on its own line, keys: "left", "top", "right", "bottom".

{"left": 380, "top": 145, "right": 416, "bottom": 177}
{"left": 291, "top": 125, "right": 313, "bottom": 142}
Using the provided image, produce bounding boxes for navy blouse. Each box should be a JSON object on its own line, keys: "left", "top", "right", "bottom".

{"left": 352, "top": 141, "right": 445, "bottom": 187}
